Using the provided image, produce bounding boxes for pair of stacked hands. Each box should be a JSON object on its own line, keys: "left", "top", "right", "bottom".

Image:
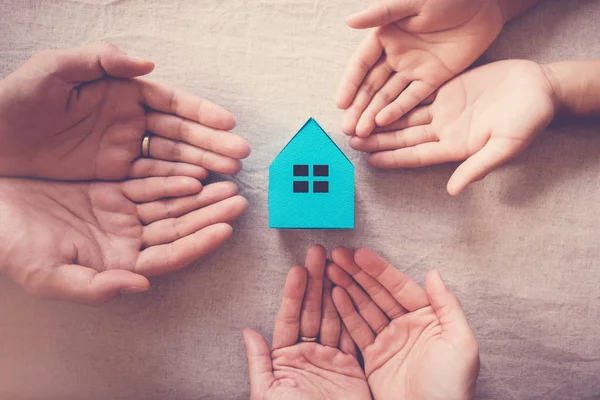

{"left": 1, "top": 0, "right": 599, "bottom": 398}
{"left": 0, "top": 42, "right": 251, "bottom": 304}
{"left": 337, "top": 0, "right": 597, "bottom": 196}
{"left": 243, "top": 245, "right": 479, "bottom": 400}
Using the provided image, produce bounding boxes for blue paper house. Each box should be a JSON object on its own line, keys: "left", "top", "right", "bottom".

{"left": 269, "top": 118, "right": 354, "bottom": 229}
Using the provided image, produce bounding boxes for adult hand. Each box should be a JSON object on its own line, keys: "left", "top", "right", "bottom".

{"left": 327, "top": 247, "right": 479, "bottom": 400}
{"left": 0, "top": 42, "right": 251, "bottom": 180}
{"left": 337, "top": 0, "right": 504, "bottom": 137}
{"left": 349, "top": 60, "right": 557, "bottom": 195}
{"left": 0, "top": 177, "right": 247, "bottom": 305}
{"left": 243, "top": 245, "right": 371, "bottom": 400}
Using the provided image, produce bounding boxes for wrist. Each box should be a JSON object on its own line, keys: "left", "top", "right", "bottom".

{"left": 0, "top": 81, "right": 17, "bottom": 177}
{"left": 0, "top": 86, "right": 32, "bottom": 178}
{"left": 540, "top": 63, "right": 566, "bottom": 118}
{"left": 541, "top": 60, "right": 600, "bottom": 119}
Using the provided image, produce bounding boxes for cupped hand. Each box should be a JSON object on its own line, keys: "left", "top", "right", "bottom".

{"left": 0, "top": 177, "right": 248, "bottom": 305}
{"left": 243, "top": 245, "right": 371, "bottom": 400}
{"left": 337, "top": 0, "right": 504, "bottom": 137}
{"left": 0, "top": 42, "right": 251, "bottom": 180}
{"left": 327, "top": 247, "right": 479, "bottom": 400}
{"left": 350, "top": 60, "right": 557, "bottom": 195}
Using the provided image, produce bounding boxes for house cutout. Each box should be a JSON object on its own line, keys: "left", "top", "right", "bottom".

{"left": 269, "top": 118, "right": 354, "bottom": 229}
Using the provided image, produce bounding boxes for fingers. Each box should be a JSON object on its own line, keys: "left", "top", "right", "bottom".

{"left": 355, "top": 74, "right": 411, "bottom": 137}
{"left": 242, "top": 328, "right": 275, "bottom": 399}
{"left": 122, "top": 176, "right": 202, "bottom": 203}
{"left": 319, "top": 278, "right": 341, "bottom": 348}
{"left": 377, "top": 80, "right": 437, "bottom": 126}
{"left": 339, "top": 323, "right": 358, "bottom": 358}
{"left": 332, "top": 286, "right": 375, "bottom": 353}
{"left": 146, "top": 112, "right": 251, "bottom": 160}
{"left": 135, "top": 223, "right": 233, "bottom": 276}
{"left": 326, "top": 263, "right": 390, "bottom": 334}
{"left": 149, "top": 136, "right": 243, "bottom": 174}
{"left": 24, "top": 265, "right": 149, "bottom": 306}
{"left": 367, "top": 141, "right": 455, "bottom": 169}
{"left": 136, "top": 181, "right": 239, "bottom": 225}
{"left": 419, "top": 91, "right": 438, "bottom": 106}
{"left": 426, "top": 271, "right": 476, "bottom": 345}
{"left": 331, "top": 247, "right": 406, "bottom": 319}
{"left": 38, "top": 41, "right": 154, "bottom": 83}
{"left": 299, "top": 244, "right": 327, "bottom": 339}
{"left": 139, "top": 79, "right": 237, "bottom": 131}
{"left": 372, "top": 105, "right": 433, "bottom": 134}
{"left": 336, "top": 33, "right": 383, "bottom": 110}
{"left": 128, "top": 159, "right": 209, "bottom": 180}
{"left": 447, "top": 138, "right": 522, "bottom": 196}
{"left": 347, "top": 1, "right": 419, "bottom": 29}
{"left": 353, "top": 248, "right": 429, "bottom": 311}
{"left": 273, "top": 266, "right": 308, "bottom": 350}
{"left": 342, "top": 59, "right": 393, "bottom": 136}
{"left": 142, "top": 195, "right": 248, "bottom": 247}
{"left": 350, "top": 125, "right": 436, "bottom": 153}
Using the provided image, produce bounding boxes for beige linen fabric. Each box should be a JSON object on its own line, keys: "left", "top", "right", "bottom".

{"left": 0, "top": 0, "right": 599, "bottom": 398}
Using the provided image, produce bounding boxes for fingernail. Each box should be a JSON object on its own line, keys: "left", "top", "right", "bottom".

{"left": 120, "top": 286, "right": 148, "bottom": 295}
{"left": 130, "top": 56, "right": 155, "bottom": 65}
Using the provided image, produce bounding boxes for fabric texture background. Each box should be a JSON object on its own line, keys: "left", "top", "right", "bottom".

{"left": 0, "top": 0, "right": 599, "bottom": 399}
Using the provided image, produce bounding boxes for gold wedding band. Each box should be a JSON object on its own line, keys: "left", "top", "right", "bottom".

{"left": 299, "top": 336, "right": 319, "bottom": 343}
{"left": 141, "top": 134, "right": 152, "bottom": 158}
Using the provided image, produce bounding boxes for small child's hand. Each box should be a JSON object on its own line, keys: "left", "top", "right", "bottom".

{"left": 349, "top": 60, "right": 558, "bottom": 195}
{"left": 336, "top": 0, "right": 505, "bottom": 137}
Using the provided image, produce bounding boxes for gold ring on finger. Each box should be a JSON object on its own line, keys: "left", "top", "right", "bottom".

{"left": 142, "top": 133, "right": 152, "bottom": 158}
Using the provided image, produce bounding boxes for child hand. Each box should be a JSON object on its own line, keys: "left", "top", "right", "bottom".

{"left": 349, "top": 60, "right": 557, "bottom": 195}
{"left": 337, "top": 0, "right": 504, "bottom": 137}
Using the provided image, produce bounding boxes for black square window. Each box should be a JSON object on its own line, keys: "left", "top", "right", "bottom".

{"left": 313, "top": 181, "right": 329, "bottom": 193}
{"left": 293, "top": 165, "right": 309, "bottom": 176}
{"left": 313, "top": 165, "right": 329, "bottom": 177}
{"left": 293, "top": 181, "right": 309, "bottom": 193}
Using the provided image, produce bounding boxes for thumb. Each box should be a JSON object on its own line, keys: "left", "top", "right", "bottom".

{"left": 426, "top": 271, "right": 480, "bottom": 393}
{"left": 27, "top": 264, "right": 149, "bottom": 306}
{"left": 447, "top": 138, "right": 523, "bottom": 196}
{"left": 346, "top": 1, "right": 419, "bottom": 29}
{"left": 38, "top": 41, "right": 155, "bottom": 83}
{"left": 243, "top": 328, "right": 275, "bottom": 399}
{"left": 426, "top": 271, "right": 472, "bottom": 340}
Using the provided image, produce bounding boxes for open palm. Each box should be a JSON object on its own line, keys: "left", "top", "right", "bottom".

{"left": 337, "top": 0, "right": 504, "bottom": 137}
{"left": 0, "top": 42, "right": 250, "bottom": 180}
{"left": 350, "top": 60, "right": 557, "bottom": 195}
{"left": 0, "top": 177, "right": 247, "bottom": 305}
{"left": 247, "top": 341, "right": 369, "bottom": 400}
{"left": 359, "top": 309, "right": 478, "bottom": 400}
{"left": 243, "top": 246, "right": 371, "bottom": 400}
{"left": 327, "top": 247, "right": 479, "bottom": 400}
